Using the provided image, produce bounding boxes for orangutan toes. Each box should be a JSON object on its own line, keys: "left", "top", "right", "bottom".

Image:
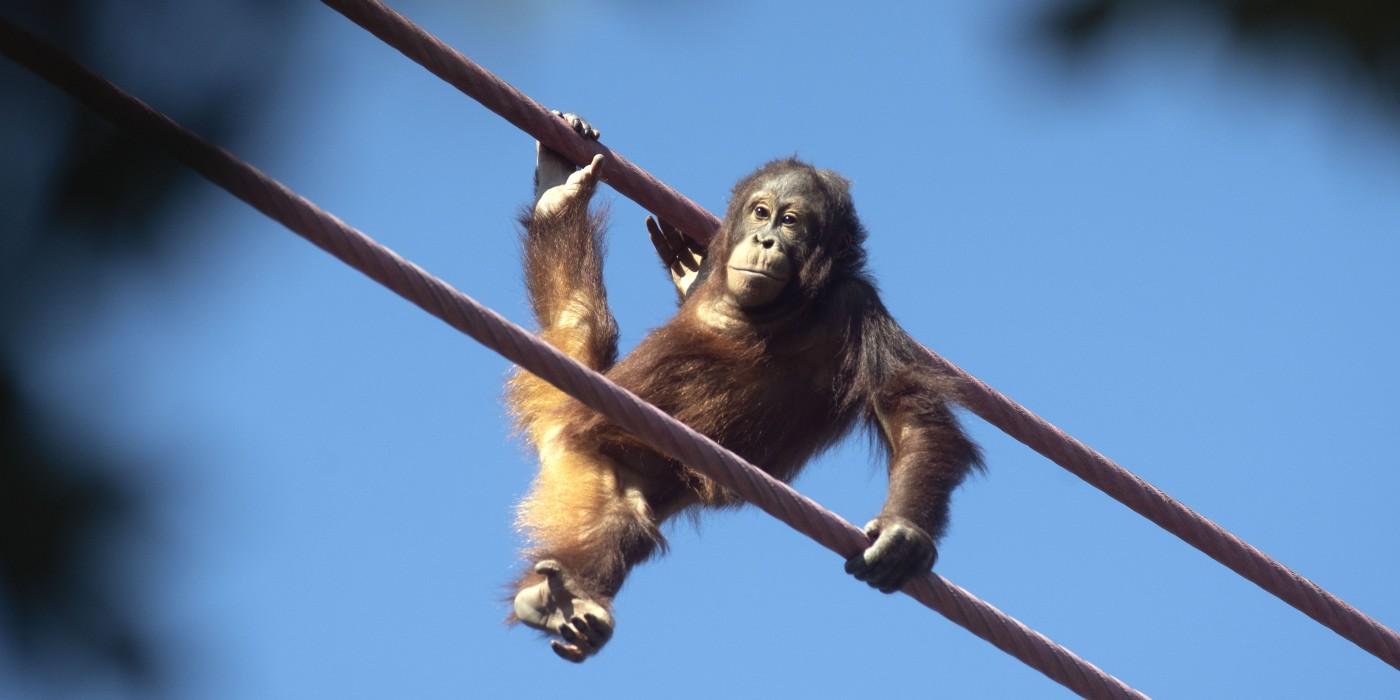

{"left": 514, "top": 560, "right": 615, "bottom": 662}
{"left": 532, "top": 110, "right": 603, "bottom": 216}
{"left": 551, "top": 610, "right": 614, "bottom": 662}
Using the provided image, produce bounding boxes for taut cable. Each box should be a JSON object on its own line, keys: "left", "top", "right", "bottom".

{"left": 318, "top": 0, "right": 1400, "bottom": 672}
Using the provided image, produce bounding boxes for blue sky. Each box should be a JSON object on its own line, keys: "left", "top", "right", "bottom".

{"left": 7, "top": 1, "right": 1400, "bottom": 697}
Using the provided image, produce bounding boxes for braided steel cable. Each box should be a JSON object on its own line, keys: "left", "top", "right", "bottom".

{"left": 0, "top": 17, "right": 1147, "bottom": 699}
{"left": 318, "top": 0, "right": 1400, "bottom": 672}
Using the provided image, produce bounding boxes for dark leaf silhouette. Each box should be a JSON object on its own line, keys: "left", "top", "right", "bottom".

{"left": 1035, "top": 1, "right": 1400, "bottom": 121}
{"left": 1, "top": 1, "right": 300, "bottom": 694}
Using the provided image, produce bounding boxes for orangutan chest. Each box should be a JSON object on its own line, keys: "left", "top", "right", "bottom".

{"left": 662, "top": 352, "right": 842, "bottom": 473}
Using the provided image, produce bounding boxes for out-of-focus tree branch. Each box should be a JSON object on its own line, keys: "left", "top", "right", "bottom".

{"left": 1, "top": 1, "right": 301, "bottom": 694}
{"left": 1034, "top": 1, "right": 1400, "bottom": 121}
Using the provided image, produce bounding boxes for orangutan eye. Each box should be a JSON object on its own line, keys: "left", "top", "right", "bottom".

{"left": 753, "top": 205, "right": 770, "bottom": 220}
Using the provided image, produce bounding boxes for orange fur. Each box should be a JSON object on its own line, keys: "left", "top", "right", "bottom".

{"left": 505, "top": 158, "right": 980, "bottom": 646}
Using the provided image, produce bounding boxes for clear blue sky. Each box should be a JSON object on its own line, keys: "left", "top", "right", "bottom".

{"left": 9, "top": 1, "right": 1400, "bottom": 697}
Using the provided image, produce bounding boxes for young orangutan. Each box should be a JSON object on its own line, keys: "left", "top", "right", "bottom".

{"left": 507, "top": 113, "right": 980, "bottom": 662}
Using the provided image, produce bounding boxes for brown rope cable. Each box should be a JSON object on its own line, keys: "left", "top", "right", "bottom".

{"left": 316, "top": 0, "right": 1400, "bottom": 672}
{"left": 320, "top": 0, "right": 718, "bottom": 247}
{"left": 0, "top": 17, "right": 1148, "bottom": 700}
